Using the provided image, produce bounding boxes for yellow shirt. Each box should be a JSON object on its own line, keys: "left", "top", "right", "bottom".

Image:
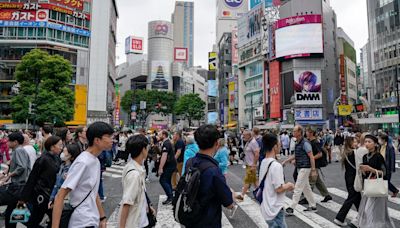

{"left": 380, "top": 143, "right": 387, "bottom": 160}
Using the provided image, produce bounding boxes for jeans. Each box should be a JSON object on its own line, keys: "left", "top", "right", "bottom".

{"left": 98, "top": 171, "right": 104, "bottom": 200}
{"left": 335, "top": 173, "right": 361, "bottom": 223}
{"left": 160, "top": 166, "right": 175, "bottom": 199}
{"left": 266, "top": 209, "right": 287, "bottom": 228}
{"left": 291, "top": 168, "right": 316, "bottom": 208}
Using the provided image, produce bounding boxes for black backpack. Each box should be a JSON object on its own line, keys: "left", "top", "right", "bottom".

{"left": 172, "top": 158, "right": 215, "bottom": 226}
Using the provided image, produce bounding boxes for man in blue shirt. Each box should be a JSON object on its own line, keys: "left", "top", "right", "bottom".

{"left": 185, "top": 124, "right": 236, "bottom": 227}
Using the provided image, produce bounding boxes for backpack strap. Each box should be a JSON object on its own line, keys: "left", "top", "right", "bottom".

{"left": 260, "top": 161, "right": 274, "bottom": 186}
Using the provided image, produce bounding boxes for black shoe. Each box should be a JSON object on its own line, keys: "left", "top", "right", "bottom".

{"left": 162, "top": 198, "right": 172, "bottom": 205}
{"left": 303, "top": 206, "right": 317, "bottom": 212}
{"left": 299, "top": 198, "right": 309, "bottom": 205}
{"left": 321, "top": 195, "right": 332, "bottom": 203}
{"left": 285, "top": 207, "right": 294, "bottom": 216}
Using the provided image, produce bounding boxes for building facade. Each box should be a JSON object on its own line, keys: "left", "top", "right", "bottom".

{"left": 172, "top": 1, "right": 194, "bottom": 67}
{"left": 0, "top": 0, "right": 92, "bottom": 125}
{"left": 216, "top": 0, "right": 248, "bottom": 44}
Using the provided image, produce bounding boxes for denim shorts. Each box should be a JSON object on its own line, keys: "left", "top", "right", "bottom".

{"left": 266, "top": 208, "right": 287, "bottom": 228}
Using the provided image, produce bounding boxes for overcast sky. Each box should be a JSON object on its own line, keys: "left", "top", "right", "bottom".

{"left": 116, "top": 0, "right": 368, "bottom": 68}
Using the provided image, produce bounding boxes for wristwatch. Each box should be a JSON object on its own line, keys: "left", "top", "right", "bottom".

{"left": 100, "top": 216, "right": 107, "bottom": 221}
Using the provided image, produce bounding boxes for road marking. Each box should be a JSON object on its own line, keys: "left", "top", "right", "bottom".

{"left": 156, "top": 195, "right": 181, "bottom": 228}
{"left": 312, "top": 191, "right": 358, "bottom": 223}
{"left": 221, "top": 212, "right": 234, "bottom": 228}
{"left": 284, "top": 197, "right": 339, "bottom": 228}
{"left": 328, "top": 187, "right": 400, "bottom": 221}
{"left": 235, "top": 192, "right": 268, "bottom": 228}
{"left": 106, "top": 167, "right": 124, "bottom": 174}
{"left": 103, "top": 172, "right": 122, "bottom": 178}
{"left": 107, "top": 204, "right": 120, "bottom": 228}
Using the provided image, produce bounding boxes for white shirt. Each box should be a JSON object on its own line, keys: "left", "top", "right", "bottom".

{"left": 260, "top": 157, "right": 285, "bottom": 221}
{"left": 23, "top": 145, "right": 36, "bottom": 170}
{"left": 119, "top": 159, "right": 148, "bottom": 228}
{"left": 62, "top": 151, "right": 101, "bottom": 228}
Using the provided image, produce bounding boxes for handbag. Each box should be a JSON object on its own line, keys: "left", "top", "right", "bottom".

{"left": 363, "top": 170, "right": 388, "bottom": 197}
{"left": 60, "top": 179, "right": 97, "bottom": 228}
{"left": 252, "top": 161, "right": 274, "bottom": 204}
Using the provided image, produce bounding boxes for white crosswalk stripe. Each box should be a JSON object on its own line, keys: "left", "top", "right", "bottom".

{"left": 103, "top": 164, "right": 125, "bottom": 179}
{"left": 235, "top": 192, "right": 268, "bottom": 228}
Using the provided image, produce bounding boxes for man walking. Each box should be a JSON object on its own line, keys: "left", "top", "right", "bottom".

{"left": 236, "top": 130, "right": 260, "bottom": 201}
{"left": 52, "top": 122, "right": 114, "bottom": 228}
{"left": 283, "top": 125, "right": 318, "bottom": 215}
{"left": 158, "top": 130, "right": 176, "bottom": 205}
{"left": 172, "top": 131, "right": 185, "bottom": 190}
{"left": 280, "top": 132, "right": 290, "bottom": 156}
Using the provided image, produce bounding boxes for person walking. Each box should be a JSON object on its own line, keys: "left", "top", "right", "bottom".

{"left": 334, "top": 129, "right": 345, "bottom": 163}
{"left": 52, "top": 122, "right": 114, "bottom": 228}
{"left": 0, "top": 132, "right": 31, "bottom": 228}
{"left": 119, "top": 134, "right": 156, "bottom": 228}
{"left": 236, "top": 130, "right": 260, "bottom": 201}
{"left": 357, "top": 134, "right": 395, "bottom": 228}
{"left": 283, "top": 125, "right": 318, "bottom": 215}
{"left": 0, "top": 133, "right": 10, "bottom": 165}
{"left": 157, "top": 130, "right": 176, "bottom": 205}
{"left": 116, "top": 132, "right": 128, "bottom": 164}
{"left": 214, "top": 138, "right": 229, "bottom": 176}
{"left": 40, "top": 125, "right": 53, "bottom": 154}
{"left": 260, "top": 133, "right": 294, "bottom": 228}
{"left": 172, "top": 131, "right": 185, "bottom": 190}
{"left": 23, "top": 134, "right": 37, "bottom": 170}
{"left": 280, "top": 132, "right": 290, "bottom": 156}
{"left": 18, "top": 136, "right": 63, "bottom": 227}
{"left": 378, "top": 133, "right": 398, "bottom": 197}
{"left": 74, "top": 126, "right": 88, "bottom": 152}
{"left": 182, "top": 135, "right": 199, "bottom": 175}
{"left": 334, "top": 136, "right": 362, "bottom": 226}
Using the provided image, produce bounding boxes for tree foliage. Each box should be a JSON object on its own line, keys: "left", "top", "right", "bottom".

{"left": 174, "top": 93, "right": 206, "bottom": 127}
{"left": 121, "top": 89, "right": 177, "bottom": 126}
{"left": 11, "top": 49, "right": 74, "bottom": 125}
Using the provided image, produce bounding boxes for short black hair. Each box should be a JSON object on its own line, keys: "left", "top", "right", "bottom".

{"left": 8, "top": 132, "right": 24, "bottom": 145}
{"left": 86, "top": 122, "right": 114, "bottom": 146}
{"left": 194, "top": 124, "right": 219, "bottom": 150}
{"left": 378, "top": 133, "right": 389, "bottom": 142}
{"left": 66, "top": 143, "right": 82, "bottom": 162}
{"left": 56, "top": 127, "right": 69, "bottom": 142}
{"left": 126, "top": 134, "right": 149, "bottom": 159}
{"left": 42, "top": 125, "right": 53, "bottom": 134}
{"left": 161, "top": 130, "right": 169, "bottom": 138}
{"left": 262, "top": 133, "right": 278, "bottom": 153}
{"left": 44, "top": 136, "right": 61, "bottom": 152}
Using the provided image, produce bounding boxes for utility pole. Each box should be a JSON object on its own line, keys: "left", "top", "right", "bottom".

{"left": 396, "top": 65, "right": 400, "bottom": 127}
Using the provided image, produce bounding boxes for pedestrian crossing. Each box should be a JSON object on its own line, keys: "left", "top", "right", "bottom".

{"left": 106, "top": 187, "right": 400, "bottom": 228}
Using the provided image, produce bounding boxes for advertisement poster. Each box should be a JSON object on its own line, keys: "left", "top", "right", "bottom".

{"left": 208, "top": 52, "right": 217, "bottom": 71}
{"left": 208, "top": 80, "right": 217, "bottom": 97}
{"left": 218, "top": 0, "right": 248, "bottom": 19}
{"left": 237, "top": 3, "right": 263, "bottom": 48}
{"left": 50, "top": 0, "right": 84, "bottom": 11}
{"left": 294, "top": 70, "right": 322, "bottom": 105}
{"left": 338, "top": 105, "right": 352, "bottom": 116}
{"left": 0, "top": 9, "right": 48, "bottom": 21}
{"left": 231, "top": 28, "right": 239, "bottom": 65}
{"left": 269, "top": 61, "right": 281, "bottom": 118}
{"left": 151, "top": 61, "right": 170, "bottom": 90}
{"left": 174, "top": 47, "right": 188, "bottom": 62}
{"left": 125, "top": 36, "right": 144, "bottom": 54}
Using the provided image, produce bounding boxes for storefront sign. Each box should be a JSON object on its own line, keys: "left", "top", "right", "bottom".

{"left": 239, "top": 42, "right": 261, "bottom": 63}
{"left": 295, "top": 108, "right": 323, "bottom": 121}
{"left": 338, "top": 105, "right": 352, "bottom": 116}
{"left": 208, "top": 52, "right": 217, "bottom": 71}
{"left": 231, "top": 28, "right": 238, "bottom": 65}
{"left": 49, "top": 0, "right": 84, "bottom": 11}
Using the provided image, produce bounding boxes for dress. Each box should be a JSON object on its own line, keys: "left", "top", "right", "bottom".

{"left": 357, "top": 152, "right": 395, "bottom": 228}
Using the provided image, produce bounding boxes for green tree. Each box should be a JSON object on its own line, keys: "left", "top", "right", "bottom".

{"left": 174, "top": 93, "right": 206, "bottom": 127}
{"left": 11, "top": 49, "right": 74, "bottom": 126}
{"left": 121, "top": 89, "right": 177, "bottom": 127}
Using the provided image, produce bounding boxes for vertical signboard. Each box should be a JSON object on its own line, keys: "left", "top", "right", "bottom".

{"left": 237, "top": 3, "right": 263, "bottom": 48}
{"left": 208, "top": 52, "right": 217, "bottom": 71}
{"left": 114, "top": 84, "right": 120, "bottom": 127}
{"left": 125, "top": 36, "right": 144, "bottom": 54}
{"left": 339, "top": 54, "right": 347, "bottom": 104}
{"left": 294, "top": 70, "right": 322, "bottom": 105}
{"left": 231, "top": 28, "right": 239, "bottom": 65}
{"left": 269, "top": 61, "right": 281, "bottom": 118}
{"left": 263, "top": 64, "right": 269, "bottom": 119}
{"left": 228, "top": 81, "right": 236, "bottom": 123}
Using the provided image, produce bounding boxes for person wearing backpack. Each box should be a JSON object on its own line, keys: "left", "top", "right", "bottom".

{"left": 173, "top": 124, "right": 236, "bottom": 227}
{"left": 260, "top": 133, "right": 294, "bottom": 228}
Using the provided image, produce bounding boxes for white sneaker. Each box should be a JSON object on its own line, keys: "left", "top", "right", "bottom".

{"left": 333, "top": 219, "right": 347, "bottom": 227}
{"left": 101, "top": 197, "right": 107, "bottom": 203}
{"left": 228, "top": 204, "right": 238, "bottom": 218}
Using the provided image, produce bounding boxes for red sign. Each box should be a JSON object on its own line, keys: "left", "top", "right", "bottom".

{"left": 269, "top": 61, "right": 281, "bottom": 119}
{"left": 276, "top": 15, "right": 322, "bottom": 29}
{"left": 0, "top": 10, "right": 35, "bottom": 21}
{"left": 132, "top": 38, "right": 143, "bottom": 52}
{"left": 174, "top": 48, "right": 188, "bottom": 62}
{"left": 339, "top": 55, "right": 347, "bottom": 104}
{"left": 49, "top": 0, "right": 84, "bottom": 11}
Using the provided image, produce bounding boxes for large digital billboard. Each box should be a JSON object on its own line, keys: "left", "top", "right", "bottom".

{"left": 237, "top": 3, "right": 263, "bottom": 48}
{"left": 275, "top": 15, "right": 323, "bottom": 59}
{"left": 151, "top": 61, "right": 170, "bottom": 90}
{"left": 294, "top": 70, "right": 322, "bottom": 105}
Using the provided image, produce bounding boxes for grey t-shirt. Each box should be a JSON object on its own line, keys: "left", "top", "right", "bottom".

{"left": 10, "top": 146, "right": 30, "bottom": 184}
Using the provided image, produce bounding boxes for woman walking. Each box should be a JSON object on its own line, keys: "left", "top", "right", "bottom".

{"left": 357, "top": 134, "right": 395, "bottom": 228}
{"left": 334, "top": 136, "right": 361, "bottom": 226}
{"left": 214, "top": 138, "right": 229, "bottom": 176}
{"left": 181, "top": 135, "right": 199, "bottom": 175}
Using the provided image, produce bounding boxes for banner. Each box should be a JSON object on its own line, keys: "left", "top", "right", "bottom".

{"left": 294, "top": 70, "right": 322, "bottom": 105}
{"left": 174, "top": 47, "right": 188, "bottom": 62}
{"left": 294, "top": 108, "right": 323, "bottom": 121}
{"left": 151, "top": 61, "right": 170, "bottom": 90}
{"left": 269, "top": 61, "right": 281, "bottom": 118}
{"left": 207, "top": 80, "right": 217, "bottom": 97}
{"left": 49, "top": 0, "right": 84, "bottom": 11}
{"left": 338, "top": 105, "right": 352, "bottom": 116}
{"left": 208, "top": 52, "right": 217, "bottom": 71}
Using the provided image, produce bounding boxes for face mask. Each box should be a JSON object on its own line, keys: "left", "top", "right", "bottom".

{"left": 60, "top": 152, "right": 69, "bottom": 162}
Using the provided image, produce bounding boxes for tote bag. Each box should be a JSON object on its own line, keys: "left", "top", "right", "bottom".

{"left": 363, "top": 170, "right": 388, "bottom": 197}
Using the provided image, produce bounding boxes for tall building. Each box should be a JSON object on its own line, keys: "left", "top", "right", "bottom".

{"left": 360, "top": 42, "right": 373, "bottom": 101}
{"left": 0, "top": 0, "right": 92, "bottom": 126}
{"left": 216, "top": 0, "right": 249, "bottom": 44}
{"left": 172, "top": 1, "right": 194, "bottom": 67}
{"left": 87, "top": 0, "right": 118, "bottom": 124}
{"left": 337, "top": 27, "right": 357, "bottom": 103}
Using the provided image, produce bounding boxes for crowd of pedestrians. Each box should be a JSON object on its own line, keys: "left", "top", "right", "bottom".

{"left": 0, "top": 121, "right": 398, "bottom": 228}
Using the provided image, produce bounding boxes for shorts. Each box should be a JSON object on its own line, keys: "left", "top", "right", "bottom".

{"left": 244, "top": 166, "right": 257, "bottom": 185}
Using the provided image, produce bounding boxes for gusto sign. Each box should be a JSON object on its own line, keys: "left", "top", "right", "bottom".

{"left": 225, "top": 0, "right": 243, "bottom": 8}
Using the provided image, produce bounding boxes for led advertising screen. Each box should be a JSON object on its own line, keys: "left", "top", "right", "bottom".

{"left": 275, "top": 15, "right": 323, "bottom": 59}
{"left": 294, "top": 70, "right": 322, "bottom": 105}
{"left": 151, "top": 61, "right": 170, "bottom": 90}
{"left": 208, "top": 80, "right": 218, "bottom": 97}
{"left": 269, "top": 61, "right": 281, "bottom": 119}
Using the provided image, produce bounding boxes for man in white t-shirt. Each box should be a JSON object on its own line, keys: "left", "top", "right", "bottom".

{"left": 260, "top": 133, "right": 294, "bottom": 228}
{"left": 23, "top": 134, "right": 36, "bottom": 170}
{"left": 52, "top": 122, "right": 114, "bottom": 228}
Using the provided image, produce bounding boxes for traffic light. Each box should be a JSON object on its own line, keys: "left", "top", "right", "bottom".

{"left": 29, "top": 102, "right": 36, "bottom": 114}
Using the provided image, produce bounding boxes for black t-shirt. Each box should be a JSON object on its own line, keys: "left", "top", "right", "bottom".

{"left": 162, "top": 139, "right": 177, "bottom": 169}
{"left": 175, "top": 139, "right": 186, "bottom": 163}
{"left": 310, "top": 139, "right": 323, "bottom": 168}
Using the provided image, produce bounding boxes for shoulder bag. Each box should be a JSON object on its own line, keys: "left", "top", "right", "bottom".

{"left": 252, "top": 161, "right": 274, "bottom": 204}
{"left": 59, "top": 179, "right": 98, "bottom": 228}
{"left": 363, "top": 170, "right": 388, "bottom": 197}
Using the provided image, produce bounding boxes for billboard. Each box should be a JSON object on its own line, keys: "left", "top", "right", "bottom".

{"left": 275, "top": 15, "right": 323, "bottom": 59}
{"left": 207, "top": 112, "right": 218, "bottom": 124}
{"left": 294, "top": 108, "right": 323, "bottom": 121}
{"left": 208, "top": 80, "right": 217, "bottom": 97}
{"left": 338, "top": 105, "right": 352, "bottom": 116}
{"left": 208, "top": 52, "right": 217, "bottom": 71}
{"left": 237, "top": 3, "right": 263, "bottom": 48}
{"left": 218, "top": 0, "right": 248, "bottom": 19}
{"left": 250, "top": 0, "right": 281, "bottom": 8}
{"left": 49, "top": 0, "right": 84, "bottom": 11}
{"left": 148, "top": 21, "right": 173, "bottom": 39}
{"left": 220, "top": 101, "right": 225, "bottom": 124}
{"left": 174, "top": 48, "right": 188, "bottom": 62}
{"left": 0, "top": 9, "right": 48, "bottom": 21}
{"left": 151, "top": 61, "right": 170, "bottom": 90}
{"left": 0, "top": 21, "right": 90, "bottom": 37}
{"left": 65, "top": 85, "right": 87, "bottom": 126}
{"left": 125, "top": 36, "right": 144, "bottom": 54}
{"left": 294, "top": 70, "right": 322, "bottom": 105}
{"left": 231, "top": 28, "right": 239, "bottom": 65}
{"left": 269, "top": 61, "right": 281, "bottom": 118}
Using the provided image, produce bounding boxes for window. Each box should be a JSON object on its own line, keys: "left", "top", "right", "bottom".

{"left": 37, "top": 28, "right": 45, "bottom": 38}
{"left": 27, "top": 28, "right": 34, "bottom": 37}
{"left": 51, "top": 11, "right": 57, "bottom": 20}
{"left": 56, "top": 30, "right": 62, "bottom": 40}
{"left": 17, "top": 27, "right": 25, "bottom": 38}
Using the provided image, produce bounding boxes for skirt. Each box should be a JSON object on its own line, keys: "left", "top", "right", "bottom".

{"left": 358, "top": 194, "right": 395, "bottom": 228}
